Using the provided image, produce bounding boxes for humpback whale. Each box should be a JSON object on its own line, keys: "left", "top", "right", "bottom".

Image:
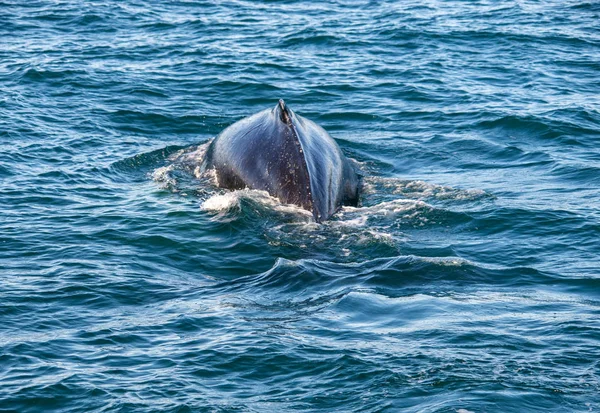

{"left": 203, "top": 100, "right": 359, "bottom": 222}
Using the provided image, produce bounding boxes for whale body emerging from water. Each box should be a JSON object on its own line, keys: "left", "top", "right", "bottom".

{"left": 203, "top": 100, "right": 360, "bottom": 222}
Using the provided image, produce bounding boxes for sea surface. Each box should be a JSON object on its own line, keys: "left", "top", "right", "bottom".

{"left": 1, "top": 1, "right": 599, "bottom": 412}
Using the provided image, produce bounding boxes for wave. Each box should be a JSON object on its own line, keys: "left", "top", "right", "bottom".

{"left": 109, "top": 145, "right": 185, "bottom": 182}
{"left": 215, "top": 255, "right": 556, "bottom": 302}
{"left": 475, "top": 113, "right": 600, "bottom": 142}
{"left": 362, "top": 176, "right": 490, "bottom": 202}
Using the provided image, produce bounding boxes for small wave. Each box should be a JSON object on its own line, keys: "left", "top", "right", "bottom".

{"left": 279, "top": 27, "right": 349, "bottom": 47}
{"left": 475, "top": 112, "right": 600, "bottom": 144}
{"left": 337, "top": 198, "right": 472, "bottom": 230}
{"left": 216, "top": 255, "right": 551, "bottom": 305}
{"left": 362, "top": 176, "right": 490, "bottom": 202}
{"left": 109, "top": 145, "right": 184, "bottom": 182}
{"left": 102, "top": 108, "right": 211, "bottom": 135}
{"left": 66, "top": 13, "right": 113, "bottom": 28}
{"left": 19, "top": 67, "right": 89, "bottom": 83}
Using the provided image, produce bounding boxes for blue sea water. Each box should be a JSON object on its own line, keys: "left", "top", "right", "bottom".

{"left": 1, "top": 0, "right": 600, "bottom": 411}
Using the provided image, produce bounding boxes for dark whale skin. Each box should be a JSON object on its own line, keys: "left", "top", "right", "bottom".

{"left": 204, "top": 100, "right": 359, "bottom": 222}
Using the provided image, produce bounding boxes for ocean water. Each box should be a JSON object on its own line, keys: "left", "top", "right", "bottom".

{"left": 1, "top": 0, "right": 599, "bottom": 411}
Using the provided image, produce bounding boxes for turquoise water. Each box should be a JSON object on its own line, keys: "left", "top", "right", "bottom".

{"left": 2, "top": 1, "right": 600, "bottom": 411}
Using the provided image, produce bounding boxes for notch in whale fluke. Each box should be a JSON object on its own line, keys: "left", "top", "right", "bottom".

{"left": 277, "top": 99, "right": 292, "bottom": 125}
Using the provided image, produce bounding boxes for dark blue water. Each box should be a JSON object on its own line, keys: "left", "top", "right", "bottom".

{"left": 2, "top": 1, "right": 600, "bottom": 411}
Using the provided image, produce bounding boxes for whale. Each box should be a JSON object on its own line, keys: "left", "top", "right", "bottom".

{"left": 203, "top": 100, "right": 360, "bottom": 222}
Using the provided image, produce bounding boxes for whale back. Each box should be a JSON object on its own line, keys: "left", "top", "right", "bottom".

{"left": 205, "top": 100, "right": 359, "bottom": 221}
{"left": 286, "top": 105, "right": 359, "bottom": 221}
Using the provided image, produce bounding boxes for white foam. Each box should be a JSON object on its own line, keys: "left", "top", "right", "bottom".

{"left": 170, "top": 141, "right": 211, "bottom": 164}
{"left": 151, "top": 164, "right": 177, "bottom": 188}
{"left": 420, "top": 256, "right": 469, "bottom": 266}
{"left": 200, "top": 191, "right": 242, "bottom": 211}
{"left": 340, "top": 199, "right": 430, "bottom": 222}
{"left": 201, "top": 189, "right": 313, "bottom": 220}
{"left": 363, "top": 176, "right": 488, "bottom": 201}
{"left": 195, "top": 167, "right": 218, "bottom": 184}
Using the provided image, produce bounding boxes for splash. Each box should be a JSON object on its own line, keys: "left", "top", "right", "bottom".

{"left": 149, "top": 143, "right": 479, "bottom": 260}
{"left": 151, "top": 141, "right": 216, "bottom": 194}
{"left": 201, "top": 189, "right": 313, "bottom": 219}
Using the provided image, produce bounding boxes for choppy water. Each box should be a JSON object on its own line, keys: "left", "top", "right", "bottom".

{"left": 2, "top": 1, "right": 600, "bottom": 411}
